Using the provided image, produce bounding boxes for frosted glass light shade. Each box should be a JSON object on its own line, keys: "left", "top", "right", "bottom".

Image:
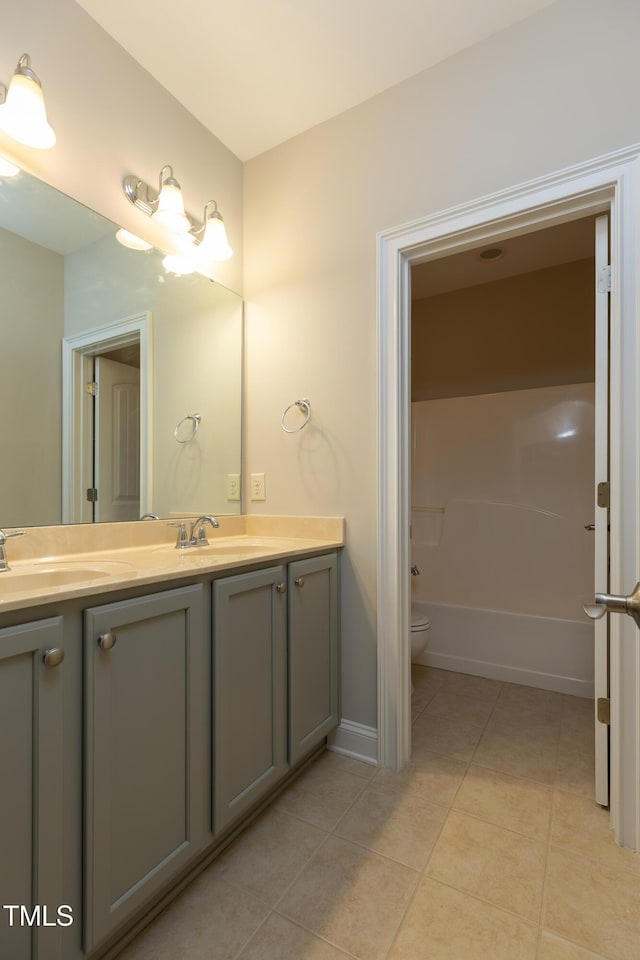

{"left": 162, "top": 253, "right": 196, "bottom": 275}
{"left": 0, "top": 71, "right": 56, "bottom": 149}
{"left": 153, "top": 179, "right": 191, "bottom": 234}
{"left": 115, "top": 228, "right": 152, "bottom": 251}
{"left": 198, "top": 212, "right": 232, "bottom": 262}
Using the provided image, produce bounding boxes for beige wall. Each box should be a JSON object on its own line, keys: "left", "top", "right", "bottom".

{"left": 4, "top": 0, "right": 640, "bottom": 733}
{"left": 0, "top": 0, "right": 243, "bottom": 295}
{"left": 244, "top": 0, "right": 640, "bottom": 728}
{"left": 0, "top": 227, "right": 63, "bottom": 526}
{"left": 411, "top": 259, "right": 595, "bottom": 401}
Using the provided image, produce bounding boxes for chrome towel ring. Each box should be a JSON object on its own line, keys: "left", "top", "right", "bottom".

{"left": 174, "top": 413, "right": 202, "bottom": 443}
{"left": 281, "top": 399, "right": 311, "bottom": 433}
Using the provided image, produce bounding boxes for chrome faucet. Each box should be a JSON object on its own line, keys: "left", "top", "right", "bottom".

{"left": 0, "top": 528, "right": 26, "bottom": 572}
{"left": 189, "top": 515, "right": 219, "bottom": 546}
{"left": 168, "top": 515, "right": 220, "bottom": 549}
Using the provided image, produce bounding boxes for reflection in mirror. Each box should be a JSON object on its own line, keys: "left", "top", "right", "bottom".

{"left": 0, "top": 166, "right": 243, "bottom": 527}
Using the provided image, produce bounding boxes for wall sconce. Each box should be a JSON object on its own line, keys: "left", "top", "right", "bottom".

{"left": 0, "top": 54, "right": 56, "bottom": 149}
{"left": 123, "top": 165, "right": 233, "bottom": 267}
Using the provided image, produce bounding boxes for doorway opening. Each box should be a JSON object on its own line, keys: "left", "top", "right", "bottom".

{"left": 91, "top": 346, "right": 141, "bottom": 522}
{"left": 376, "top": 144, "right": 640, "bottom": 850}
{"left": 62, "top": 312, "right": 152, "bottom": 523}
{"left": 408, "top": 214, "right": 608, "bottom": 803}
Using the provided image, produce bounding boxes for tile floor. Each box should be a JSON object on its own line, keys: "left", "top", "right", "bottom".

{"left": 117, "top": 666, "right": 640, "bottom": 960}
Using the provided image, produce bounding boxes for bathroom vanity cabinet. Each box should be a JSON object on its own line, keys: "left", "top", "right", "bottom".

{"left": 213, "top": 566, "right": 288, "bottom": 832}
{"left": 83, "top": 584, "right": 209, "bottom": 950}
{"left": 287, "top": 553, "right": 339, "bottom": 765}
{"left": 0, "top": 547, "right": 340, "bottom": 960}
{"left": 213, "top": 552, "right": 339, "bottom": 832}
{"left": 0, "top": 617, "right": 65, "bottom": 960}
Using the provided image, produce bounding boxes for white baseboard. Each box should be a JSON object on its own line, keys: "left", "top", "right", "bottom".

{"left": 327, "top": 720, "right": 378, "bottom": 765}
{"left": 422, "top": 650, "right": 594, "bottom": 698}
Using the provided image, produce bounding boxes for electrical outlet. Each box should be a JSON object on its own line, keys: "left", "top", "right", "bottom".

{"left": 250, "top": 472, "right": 266, "bottom": 501}
{"left": 226, "top": 474, "right": 241, "bottom": 501}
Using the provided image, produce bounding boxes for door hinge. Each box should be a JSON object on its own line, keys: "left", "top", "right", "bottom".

{"left": 86, "top": 488, "right": 98, "bottom": 503}
{"left": 597, "top": 481, "right": 610, "bottom": 509}
{"left": 598, "top": 265, "right": 611, "bottom": 294}
{"left": 597, "top": 697, "right": 610, "bottom": 725}
{"left": 86, "top": 381, "right": 98, "bottom": 396}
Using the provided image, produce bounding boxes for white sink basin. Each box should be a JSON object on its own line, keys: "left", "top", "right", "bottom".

{"left": 151, "top": 539, "right": 279, "bottom": 559}
{"left": 0, "top": 560, "right": 133, "bottom": 592}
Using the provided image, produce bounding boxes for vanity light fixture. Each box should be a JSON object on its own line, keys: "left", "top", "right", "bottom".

{"left": 123, "top": 167, "right": 233, "bottom": 269}
{"left": 123, "top": 164, "right": 192, "bottom": 235}
{"left": 0, "top": 54, "right": 56, "bottom": 149}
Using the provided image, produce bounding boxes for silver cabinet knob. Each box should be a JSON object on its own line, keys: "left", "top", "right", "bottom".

{"left": 276, "top": 583, "right": 287, "bottom": 594}
{"left": 584, "top": 582, "right": 640, "bottom": 628}
{"left": 42, "top": 648, "right": 64, "bottom": 668}
{"left": 294, "top": 576, "right": 305, "bottom": 588}
{"left": 98, "top": 631, "right": 117, "bottom": 650}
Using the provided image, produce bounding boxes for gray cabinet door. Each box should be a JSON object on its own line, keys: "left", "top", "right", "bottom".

{"left": 213, "top": 566, "right": 286, "bottom": 833}
{"left": 84, "top": 584, "right": 207, "bottom": 951}
{"left": 0, "top": 617, "right": 64, "bottom": 960}
{"left": 288, "top": 553, "right": 340, "bottom": 765}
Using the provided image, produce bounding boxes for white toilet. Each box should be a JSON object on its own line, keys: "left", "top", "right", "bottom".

{"left": 410, "top": 606, "right": 431, "bottom": 661}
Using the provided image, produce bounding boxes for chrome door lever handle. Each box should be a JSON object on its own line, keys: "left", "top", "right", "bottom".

{"left": 584, "top": 582, "right": 640, "bottom": 629}
{"left": 584, "top": 523, "right": 596, "bottom": 531}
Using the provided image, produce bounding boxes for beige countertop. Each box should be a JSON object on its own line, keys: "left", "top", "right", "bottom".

{"left": 0, "top": 516, "right": 344, "bottom": 614}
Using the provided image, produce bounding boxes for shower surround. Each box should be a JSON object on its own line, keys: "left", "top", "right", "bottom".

{"left": 411, "top": 382, "right": 595, "bottom": 697}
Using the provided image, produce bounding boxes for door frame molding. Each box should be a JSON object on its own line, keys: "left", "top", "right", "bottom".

{"left": 376, "top": 143, "right": 640, "bottom": 849}
{"left": 62, "top": 312, "right": 153, "bottom": 523}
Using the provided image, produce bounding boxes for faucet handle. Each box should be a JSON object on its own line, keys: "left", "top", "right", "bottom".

{"left": 168, "top": 521, "right": 189, "bottom": 549}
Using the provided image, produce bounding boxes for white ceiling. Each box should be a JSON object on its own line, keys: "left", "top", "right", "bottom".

{"left": 75, "top": 0, "right": 557, "bottom": 161}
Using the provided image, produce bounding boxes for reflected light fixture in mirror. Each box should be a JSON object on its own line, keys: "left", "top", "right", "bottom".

{"left": 0, "top": 54, "right": 56, "bottom": 149}
{"left": 115, "top": 228, "right": 152, "bottom": 251}
{"left": 162, "top": 252, "right": 197, "bottom": 275}
{"left": 0, "top": 156, "right": 19, "bottom": 177}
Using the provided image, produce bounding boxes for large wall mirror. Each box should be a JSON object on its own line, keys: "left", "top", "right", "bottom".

{"left": 0, "top": 167, "right": 243, "bottom": 527}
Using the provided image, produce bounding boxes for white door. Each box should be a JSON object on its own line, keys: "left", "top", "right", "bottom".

{"left": 593, "top": 213, "right": 610, "bottom": 807}
{"left": 94, "top": 357, "right": 140, "bottom": 522}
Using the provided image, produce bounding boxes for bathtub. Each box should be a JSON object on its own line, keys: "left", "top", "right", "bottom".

{"left": 412, "top": 599, "right": 594, "bottom": 698}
